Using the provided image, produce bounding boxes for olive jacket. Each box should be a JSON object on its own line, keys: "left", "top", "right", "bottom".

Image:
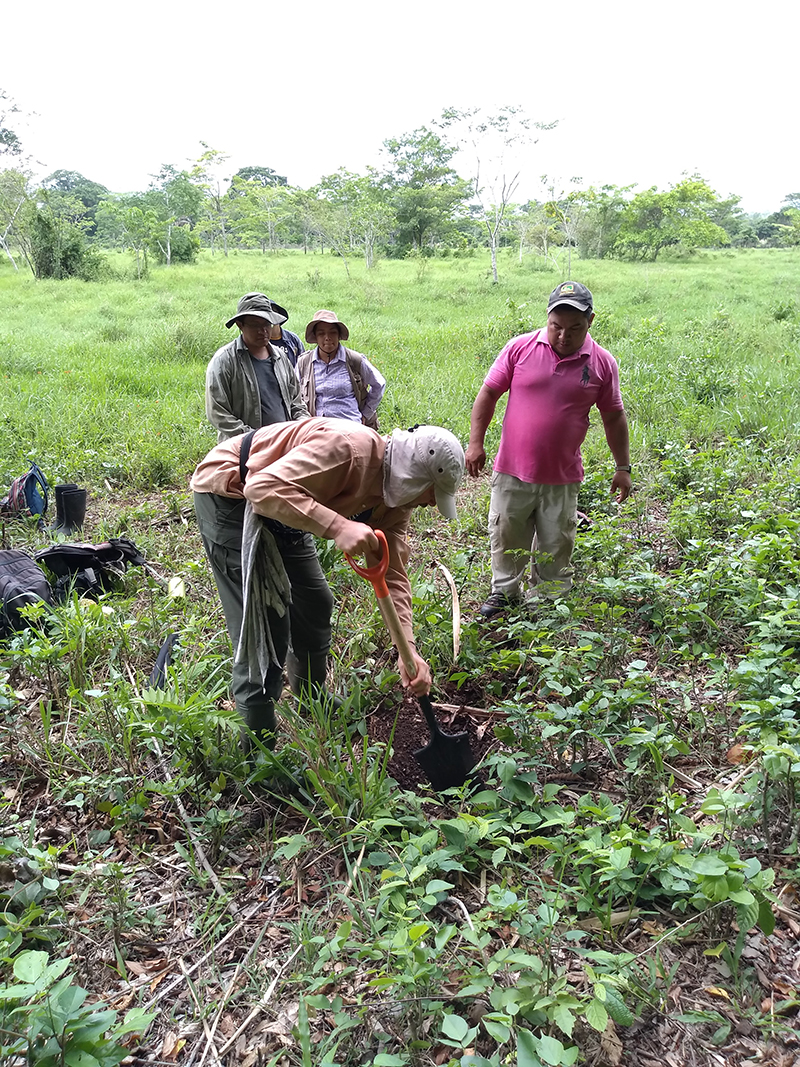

{"left": 205, "top": 335, "right": 309, "bottom": 443}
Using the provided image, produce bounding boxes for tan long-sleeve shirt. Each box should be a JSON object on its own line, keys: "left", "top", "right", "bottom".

{"left": 191, "top": 418, "right": 418, "bottom": 642}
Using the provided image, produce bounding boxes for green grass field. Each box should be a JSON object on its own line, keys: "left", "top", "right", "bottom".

{"left": 2, "top": 246, "right": 799, "bottom": 485}
{"left": 1, "top": 247, "right": 800, "bottom": 1067}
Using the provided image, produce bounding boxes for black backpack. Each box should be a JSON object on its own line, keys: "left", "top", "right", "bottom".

{"left": 0, "top": 550, "right": 53, "bottom": 636}
{"left": 34, "top": 537, "right": 149, "bottom": 600}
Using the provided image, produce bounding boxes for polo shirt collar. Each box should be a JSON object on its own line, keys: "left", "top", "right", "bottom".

{"left": 537, "top": 327, "right": 593, "bottom": 361}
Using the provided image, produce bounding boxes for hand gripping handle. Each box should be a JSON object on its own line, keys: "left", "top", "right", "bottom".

{"left": 345, "top": 529, "right": 417, "bottom": 678}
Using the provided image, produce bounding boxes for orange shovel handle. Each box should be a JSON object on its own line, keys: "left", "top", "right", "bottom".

{"left": 345, "top": 529, "right": 417, "bottom": 679}
{"left": 345, "top": 528, "right": 390, "bottom": 597}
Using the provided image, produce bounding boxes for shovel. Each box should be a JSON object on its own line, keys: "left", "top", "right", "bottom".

{"left": 346, "top": 529, "right": 476, "bottom": 791}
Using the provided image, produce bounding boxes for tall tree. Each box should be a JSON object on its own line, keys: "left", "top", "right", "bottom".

{"left": 541, "top": 176, "right": 587, "bottom": 276}
{"left": 145, "top": 164, "right": 202, "bottom": 265}
{"left": 380, "top": 126, "right": 469, "bottom": 253}
{"left": 0, "top": 90, "right": 24, "bottom": 161}
{"left": 0, "top": 168, "right": 31, "bottom": 269}
{"left": 613, "top": 176, "right": 730, "bottom": 260}
{"left": 41, "top": 170, "right": 109, "bottom": 236}
{"left": 228, "top": 177, "right": 294, "bottom": 251}
{"left": 230, "top": 165, "right": 287, "bottom": 188}
{"left": 438, "top": 106, "right": 555, "bottom": 283}
{"left": 313, "top": 168, "right": 393, "bottom": 268}
{"left": 192, "top": 143, "right": 232, "bottom": 255}
{"left": 566, "top": 184, "right": 632, "bottom": 259}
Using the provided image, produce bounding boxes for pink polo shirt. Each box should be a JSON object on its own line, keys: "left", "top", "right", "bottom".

{"left": 485, "top": 329, "right": 623, "bottom": 485}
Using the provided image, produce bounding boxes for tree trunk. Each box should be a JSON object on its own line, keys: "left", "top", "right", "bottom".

{"left": 0, "top": 236, "right": 19, "bottom": 270}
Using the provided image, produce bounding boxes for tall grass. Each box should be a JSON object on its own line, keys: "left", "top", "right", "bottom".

{"left": 1, "top": 246, "right": 798, "bottom": 486}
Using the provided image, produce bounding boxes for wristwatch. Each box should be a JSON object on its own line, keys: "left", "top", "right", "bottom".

{"left": 615, "top": 465, "right": 632, "bottom": 473}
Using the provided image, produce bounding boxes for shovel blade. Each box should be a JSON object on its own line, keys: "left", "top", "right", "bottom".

{"left": 414, "top": 729, "right": 476, "bottom": 792}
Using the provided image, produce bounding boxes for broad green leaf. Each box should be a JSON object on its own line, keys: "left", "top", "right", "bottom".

{"left": 435, "top": 924, "right": 457, "bottom": 951}
{"left": 482, "top": 1016, "right": 511, "bottom": 1043}
{"left": 424, "top": 879, "right": 453, "bottom": 895}
{"left": 758, "top": 900, "right": 776, "bottom": 936}
{"left": 553, "top": 1003, "right": 575, "bottom": 1037}
{"left": 13, "top": 949, "right": 48, "bottom": 983}
{"left": 537, "top": 1033, "right": 567, "bottom": 1066}
{"left": 0, "top": 983, "right": 38, "bottom": 1000}
{"left": 64, "top": 1053, "right": 101, "bottom": 1067}
{"left": 117, "top": 1006, "right": 156, "bottom": 1034}
{"left": 442, "top": 1013, "right": 469, "bottom": 1043}
{"left": 608, "top": 846, "right": 632, "bottom": 870}
{"left": 517, "top": 1029, "right": 542, "bottom": 1067}
{"left": 727, "top": 889, "right": 754, "bottom": 905}
{"left": 736, "top": 900, "right": 759, "bottom": 931}
{"left": 584, "top": 998, "right": 608, "bottom": 1033}
{"left": 691, "top": 855, "right": 728, "bottom": 876}
{"left": 703, "top": 943, "right": 727, "bottom": 958}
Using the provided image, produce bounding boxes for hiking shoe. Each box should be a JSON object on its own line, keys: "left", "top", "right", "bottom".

{"left": 479, "top": 592, "right": 519, "bottom": 619}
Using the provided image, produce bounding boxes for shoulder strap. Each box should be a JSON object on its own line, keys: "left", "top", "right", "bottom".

{"left": 344, "top": 349, "right": 368, "bottom": 409}
{"left": 239, "top": 429, "right": 256, "bottom": 487}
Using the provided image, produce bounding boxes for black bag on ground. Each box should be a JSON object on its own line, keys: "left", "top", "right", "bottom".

{"left": 0, "top": 550, "right": 53, "bottom": 636}
{"left": 34, "top": 537, "right": 149, "bottom": 601}
{"left": 0, "top": 463, "right": 49, "bottom": 520}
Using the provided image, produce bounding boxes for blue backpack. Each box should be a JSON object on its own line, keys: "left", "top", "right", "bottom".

{"left": 0, "top": 463, "right": 49, "bottom": 519}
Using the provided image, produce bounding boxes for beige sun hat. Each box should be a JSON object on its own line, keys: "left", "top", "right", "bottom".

{"left": 383, "top": 426, "right": 465, "bottom": 520}
{"left": 305, "top": 309, "right": 349, "bottom": 343}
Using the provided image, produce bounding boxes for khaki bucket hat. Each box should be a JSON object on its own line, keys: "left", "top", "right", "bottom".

{"left": 305, "top": 309, "right": 349, "bottom": 343}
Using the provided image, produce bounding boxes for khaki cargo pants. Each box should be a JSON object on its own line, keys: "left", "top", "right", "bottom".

{"left": 488, "top": 473, "right": 580, "bottom": 599}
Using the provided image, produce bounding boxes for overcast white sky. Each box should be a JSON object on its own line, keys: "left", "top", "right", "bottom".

{"left": 3, "top": 0, "right": 795, "bottom": 213}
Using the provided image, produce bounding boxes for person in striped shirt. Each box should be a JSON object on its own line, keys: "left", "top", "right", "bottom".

{"left": 296, "top": 309, "right": 386, "bottom": 430}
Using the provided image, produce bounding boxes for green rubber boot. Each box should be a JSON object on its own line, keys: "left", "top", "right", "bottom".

{"left": 286, "top": 652, "right": 345, "bottom": 713}
{"left": 239, "top": 699, "right": 278, "bottom": 756}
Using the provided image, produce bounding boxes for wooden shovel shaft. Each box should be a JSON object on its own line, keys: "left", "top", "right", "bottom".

{"left": 375, "top": 589, "right": 418, "bottom": 679}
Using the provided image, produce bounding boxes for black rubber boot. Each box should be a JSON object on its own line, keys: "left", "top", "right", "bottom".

{"left": 287, "top": 651, "right": 345, "bottom": 712}
{"left": 240, "top": 700, "right": 278, "bottom": 756}
{"left": 53, "top": 488, "right": 87, "bottom": 535}
{"left": 51, "top": 484, "right": 78, "bottom": 532}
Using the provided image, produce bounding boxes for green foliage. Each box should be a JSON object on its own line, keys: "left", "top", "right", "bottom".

{"left": 613, "top": 176, "right": 731, "bottom": 260}
{"left": 25, "top": 196, "right": 102, "bottom": 280}
{"left": 381, "top": 126, "right": 471, "bottom": 252}
{"left": 0, "top": 948, "right": 154, "bottom": 1065}
{"left": 231, "top": 164, "right": 287, "bottom": 187}
{"left": 1, "top": 248, "right": 799, "bottom": 1062}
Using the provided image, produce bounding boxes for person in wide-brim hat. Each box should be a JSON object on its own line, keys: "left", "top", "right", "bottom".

{"left": 297, "top": 309, "right": 386, "bottom": 429}
{"left": 304, "top": 309, "right": 349, "bottom": 342}
{"left": 225, "top": 292, "right": 289, "bottom": 330}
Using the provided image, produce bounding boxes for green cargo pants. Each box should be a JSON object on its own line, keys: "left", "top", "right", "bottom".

{"left": 193, "top": 492, "right": 334, "bottom": 744}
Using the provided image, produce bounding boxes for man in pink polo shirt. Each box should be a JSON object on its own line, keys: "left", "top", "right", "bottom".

{"left": 466, "top": 282, "right": 631, "bottom": 618}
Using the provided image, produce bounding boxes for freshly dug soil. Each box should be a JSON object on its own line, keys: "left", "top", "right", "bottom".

{"left": 367, "top": 694, "right": 498, "bottom": 792}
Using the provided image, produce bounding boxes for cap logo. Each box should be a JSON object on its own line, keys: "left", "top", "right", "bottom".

{"left": 560, "top": 284, "right": 574, "bottom": 294}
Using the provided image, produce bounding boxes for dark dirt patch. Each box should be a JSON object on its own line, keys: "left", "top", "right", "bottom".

{"left": 367, "top": 693, "right": 499, "bottom": 792}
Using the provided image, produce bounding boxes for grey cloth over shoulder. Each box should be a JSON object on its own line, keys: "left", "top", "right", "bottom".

{"left": 234, "top": 432, "right": 292, "bottom": 685}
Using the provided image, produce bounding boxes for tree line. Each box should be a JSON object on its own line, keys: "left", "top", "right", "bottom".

{"left": 1, "top": 91, "right": 798, "bottom": 282}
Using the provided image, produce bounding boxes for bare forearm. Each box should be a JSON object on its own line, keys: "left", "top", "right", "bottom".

{"left": 602, "top": 409, "right": 630, "bottom": 466}
{"left": 466, "top": 385, "right": 501, "bottom": 477}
